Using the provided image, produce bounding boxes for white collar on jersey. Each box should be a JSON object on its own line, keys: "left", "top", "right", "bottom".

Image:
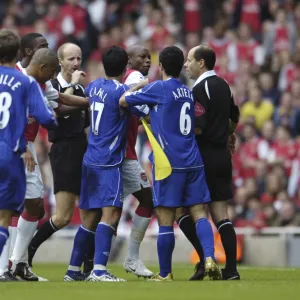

{"left": 193, "top": 70, "right": 216, "bottom": 88}
{"left": 16, "top": 61, "right": 26, "bottom": 74}
{"left": 57, "top": 72, "right": 74, "bottom": 88}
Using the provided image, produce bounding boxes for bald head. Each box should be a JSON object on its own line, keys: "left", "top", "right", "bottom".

{"left": 184, "top": 45, "right": 216, "bottom": 80}
{"left": 28, "top": 48, "right": 59, "bottom": 83}
{"left": 127, "top": 45, "right": 147, "bottom": 58}
{"left": 58, "top": 43, "right": 82, "bottom": 78}
{"left": 31, "top": 48, "right": 59, "bottom": 66}
{"left": 57, "top": 43, "right": 81, "bottom": 60}
{"left": 193, "top": 45, "right": 216, "bottom": 70}
{"left": 127, "top": 44, "right": 151, "bottom": 76}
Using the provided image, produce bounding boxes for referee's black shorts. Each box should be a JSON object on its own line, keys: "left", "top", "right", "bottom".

{"left": 49, "top": 137, "right": 87, "bottom": 196}
{"left": 199, "top": 145, "right": 233, "bottom": 202}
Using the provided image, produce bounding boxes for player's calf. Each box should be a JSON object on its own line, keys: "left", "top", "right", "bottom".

{"left": 0, "top": 210, "right": 13, "bottom": 258}
{"left": 175, "top": 208, "right": 206, "bottom": 280}
{"left": 93, "top": 208, "right": 120, "bottom": 273}
{"left": 65, "top": 209, "right": 100, "bottom": 279}
{"left": 124, "top": 189, "right": 153, "bottom": 278}
{"left": 190, "top": 205, "right": 222, "bottom": 280}
{"left": 52, "top": 191, "right": 77, "bottom": 229}
{"left": 154, "top": 207, "right": 176, "bottom": 279}
{"left": 209, "top": 201, "right": 239, "bottom": 277}
{"left": 10, "top": 199, "right": 40, "bottom": 267}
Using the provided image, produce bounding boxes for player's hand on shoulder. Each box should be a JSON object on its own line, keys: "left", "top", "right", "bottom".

{"left": 133, "top": 79, "right": 149, "bottom": 92}
{"left": 139, "top": 78, "right": 149, "bottom": 88}
{"left": 23, "top": 147, "right": 36, "bottom": 172}
{"left": 71, "top": 70, "right": 86, "bottom": 85}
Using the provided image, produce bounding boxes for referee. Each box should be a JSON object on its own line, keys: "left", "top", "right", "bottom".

{"left": 28, "top": 43, "right": 92, "bottom": 274}
{"left": 184, "top": 45, "right": 240, "bottom": 280}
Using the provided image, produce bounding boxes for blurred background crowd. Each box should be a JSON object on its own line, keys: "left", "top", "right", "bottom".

{"left": 2, "top": 0, "right": 300, "bottom": 230}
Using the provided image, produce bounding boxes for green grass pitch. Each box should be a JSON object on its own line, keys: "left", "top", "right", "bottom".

{"left": 1, "top": 263, "right": 299, "bottom": 300}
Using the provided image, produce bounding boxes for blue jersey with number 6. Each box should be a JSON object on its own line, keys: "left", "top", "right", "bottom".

{"left": 84, "top": 78, "right": 132, "bottom": 168}
{"left": 125, "top": 78, "right": 203, "bottom": 171}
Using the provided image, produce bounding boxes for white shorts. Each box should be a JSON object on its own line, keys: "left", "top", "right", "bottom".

{"left": 25, "top": 141, "right": 44, "bottom": 199}
{"left": 122, "top": 159, "right": 150, "bottom": 198}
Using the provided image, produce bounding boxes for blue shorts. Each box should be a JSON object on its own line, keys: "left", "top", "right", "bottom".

{"left": 152, "top": 168, "right": 211, "bottom": 208}
{"left": 79, "top": 164, "right": 123, "bottom": 210}
{"left": 0, "top": 150, "right": 26, "bottom": 214}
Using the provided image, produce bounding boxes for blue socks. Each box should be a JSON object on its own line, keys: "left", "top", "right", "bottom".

{"left": 0, "top": 226, "right": 9, "bottom": 256}
{"left": 157, "top": 226, "right": 175, "bottom": 278}
{"left": 196, "top": 218, "right": 215, "bottom": 259}
{"left": 93, "top": 222, "right": 115, "bottom": 276}
{"left": 68, "top": 225, "right": 95, "bottom": 273}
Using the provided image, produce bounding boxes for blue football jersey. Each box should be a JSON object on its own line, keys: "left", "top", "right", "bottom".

{"left": 125, "top": 78, "right": 204, "bottom": 171}
{"left": 84, "top": 78, "right": 133, "bottom": 167}
{"left": 0, "top": 66, "right": 57, "bottom": 155}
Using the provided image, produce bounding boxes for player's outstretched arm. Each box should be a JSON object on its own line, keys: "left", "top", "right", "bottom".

{"left": 119, "top": 79, "right": 149, "bottom": 107}
{"left": 55, "top": 105, "right": 81, "bottom": 117}
{"left": 59, "top": 93, "right": 89, "bottom": 107}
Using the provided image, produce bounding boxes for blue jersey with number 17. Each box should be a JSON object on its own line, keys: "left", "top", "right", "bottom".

{"left": 84, "top": 78, "right": 132, "bottom": 168}
{"left": 125, "top": 78, "right": 204, "bottom": 171}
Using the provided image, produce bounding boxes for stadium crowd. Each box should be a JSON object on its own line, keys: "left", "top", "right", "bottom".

{"left": 2, "top": 0, "right": 300, "bottom": 229}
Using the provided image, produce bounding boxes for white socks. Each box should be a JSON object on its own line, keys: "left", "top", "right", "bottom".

{"left": 127, "top": 213, "right": 150, "bottom": 260}
{"left": 11, "top": 216, "right": 38, "bottom": 263}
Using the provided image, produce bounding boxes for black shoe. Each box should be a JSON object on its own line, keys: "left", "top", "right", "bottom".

{"left": 221, "top": 268, "right": 240, "bottom": 280}
{"left": 0, "top": 271, "right": 21, "bottom": 282}
{"left": 28, "top": 246, "right": 36, "bottom": 268}
{"left": 13, "top": 262, "right": 39, "bottom": 281}
{"left": 189, "top": 262, "right": 206, "bottom": 281}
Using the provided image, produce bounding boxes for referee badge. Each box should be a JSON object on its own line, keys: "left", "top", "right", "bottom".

{"left": 195, "top": 102, "right": 205, "bottom": 116}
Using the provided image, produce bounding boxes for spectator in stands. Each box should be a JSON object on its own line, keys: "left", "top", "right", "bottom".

{"left": 241, "top": 86, "right": 274, "bottom": 130}
{"left": 273, "top": 201, "right": 300, "bottom": 226}
{"left": 261, "top": 172, "right": 284, "bottom": 204}
{"left": 227, "top": 23, "right": 264, "bottom": 72}
{"left": 60, "top": 0, "right": 89, "bottom": 61}
{"left": 273, "top": 92, "right": 300, "bottom": 136}
{"left": 259, "top": 72, "right": 281, "bottom": 106}
{"left": 263, "top": 9, "right": 296, "bottom": 55}
{"left": 22, "top": 0, "right": 48, "bottom": 26}
{"left": 278, "top": 51, "right": 300, "bottom": 92}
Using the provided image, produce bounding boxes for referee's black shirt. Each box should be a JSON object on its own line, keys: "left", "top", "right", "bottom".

{"left": 193, "top": 70, "right": 240, "bottom": 149}
{"left": 48, "top": 73, "right": 89, "bottom": 143}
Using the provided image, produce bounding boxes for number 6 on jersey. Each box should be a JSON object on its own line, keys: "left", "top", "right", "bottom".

{"left": 180, "top": 102, "right": 191, "bottom": 135}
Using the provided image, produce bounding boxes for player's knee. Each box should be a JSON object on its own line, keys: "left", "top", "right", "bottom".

{"left": 101, "top": 207, "right": 121, "bottom": 226}
{"left": 156, "top": 207, "right": 175, "bottom": 226}
{"left": 24, "top": 198, "right": 43, "bottom": 217}
{"left": 189, "top": 204, "right": 207, "bottom": 222}
{"left": 209, "top": 202, "right": 228, "bottom": 224}
{"left": 134, "top": 188, "right": 153, "bottom": 209}
{"left": 0, "top": 210, "right": 13, "bottom": 227}
{"left": 54, "top": 215, "right": 72, "bottom": 228}
{"left": 175, "top": 207, "right": 186, "bottom": 222}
